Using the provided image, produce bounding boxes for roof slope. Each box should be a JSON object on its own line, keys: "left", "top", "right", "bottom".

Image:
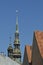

{"left": 25, "top": 45, "right": 32, "bottom": 63}
{"left": 0, "top": 55, "right": 20, "bottom": 65}
{"left": 35, "top": 31, "right": 43, "bottom": 58}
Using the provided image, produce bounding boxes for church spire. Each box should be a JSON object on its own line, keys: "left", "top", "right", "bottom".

{"left": 14, "top": 10, "right": 20, "bottom": 44}
{"left": 13, "top": 10, "right": 21, "bottom": 63}
{"left": 7, "top": 37, "right": 13, "bottom": 58}
{"left": 7, "top": 10, "right": 21, "bottom": 63}
{"left": 16, "top": 10, "right": 19, "bottom": 33}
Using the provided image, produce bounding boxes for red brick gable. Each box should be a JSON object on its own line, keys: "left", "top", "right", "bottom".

{"left": 35, "top": 31, "right": 43, "bottom": 58}
{"left": 25, "top": 45, "right": 32, "bottom": 63}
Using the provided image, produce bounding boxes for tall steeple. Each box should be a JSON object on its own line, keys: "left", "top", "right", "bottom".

{"left": 7, "top": 10, "right": 21, "bottom": 63}
{"left": 14, "top": 10, "right": 20, "bottom": 45}
{"left": 13, "top": 10, "right": 21, "bottom": 63}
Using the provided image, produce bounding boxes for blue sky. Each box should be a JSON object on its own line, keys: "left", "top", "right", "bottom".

{"left": 0, "top": 0, "right": 43, "bottom": 61}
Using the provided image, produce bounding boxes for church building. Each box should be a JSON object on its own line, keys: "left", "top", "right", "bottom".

{"left": 7, "top": 11, "right": 21, "bottom": 63}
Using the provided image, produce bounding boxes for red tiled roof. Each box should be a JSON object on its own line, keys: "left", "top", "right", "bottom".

{"left": 25, "top": 45, "right": 32, "bottom": 63}
{"left": 35, "top": 31, "right": 43, "bottom": 58}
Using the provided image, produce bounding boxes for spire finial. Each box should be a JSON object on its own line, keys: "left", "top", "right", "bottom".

{"left": 16, "top": 10, "right": 18, "bottom": 13}
{"left": 16, "top": 10, "right": 19, "bottom": 32}
{"left": 16, "top": 10, "right": 18, "bottom": 24}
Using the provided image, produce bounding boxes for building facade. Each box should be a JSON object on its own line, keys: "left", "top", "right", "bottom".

{"left": 23, "top": 31, "right": 43, "bottom": 65}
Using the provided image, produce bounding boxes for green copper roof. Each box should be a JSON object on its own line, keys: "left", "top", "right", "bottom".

{"left": 13, "top": 48, "right": 21, "bottom": 54}
{"left": 8, "top": 44, "right": 13, "bottom": 50}
{"left": 14, "top": 39, "right": 20, "bottom": 44}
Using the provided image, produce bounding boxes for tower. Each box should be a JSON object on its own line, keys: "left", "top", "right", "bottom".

{"left": 7, "top": 10, "right": 21, "bottom": 63}
{"left": 13, "top": 10, "right": 21, "bottom": 63}
{"left": 7, "top": 37, "right": 13, "bottom": 59}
